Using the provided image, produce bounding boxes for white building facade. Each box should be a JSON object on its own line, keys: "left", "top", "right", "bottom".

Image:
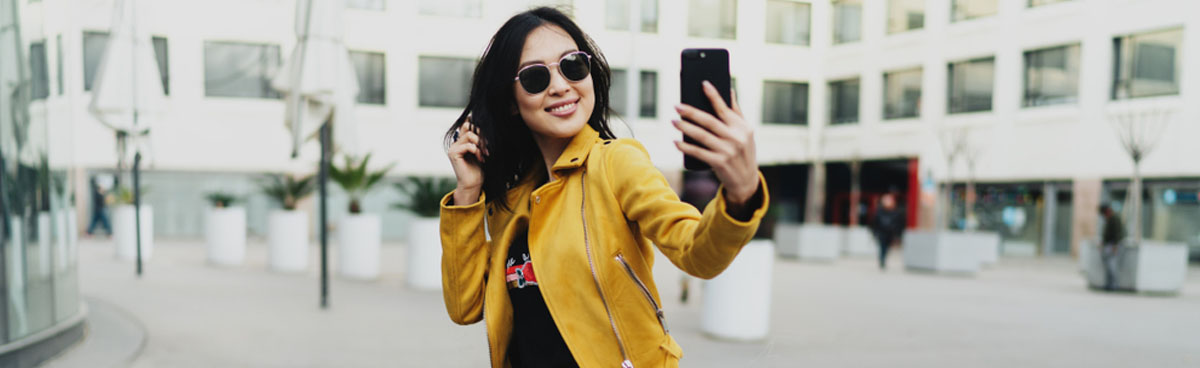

{"left": 14, "top": 0, "right": 1199, "bottom": 255}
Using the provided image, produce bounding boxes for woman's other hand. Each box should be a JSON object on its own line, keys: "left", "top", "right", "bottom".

{"left": 672, "top": 81, "right": 761, "bottom": 211}
{"left": 448, "top": 117, "right": 487, "bottom": 205}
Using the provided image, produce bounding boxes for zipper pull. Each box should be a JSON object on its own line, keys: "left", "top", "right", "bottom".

{"left": 621, "top": 359, "right": 634, "bottom": 368}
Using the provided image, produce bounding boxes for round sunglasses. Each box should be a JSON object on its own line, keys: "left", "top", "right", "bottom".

{"left": 513, "top": 51, "right": 592, "bottom": 94}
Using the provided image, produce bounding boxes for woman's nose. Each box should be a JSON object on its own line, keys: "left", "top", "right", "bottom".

{"left": 546, "top": 68, "right": 570, "bottom": 96}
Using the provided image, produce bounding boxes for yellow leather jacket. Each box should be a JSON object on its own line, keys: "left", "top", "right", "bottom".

{"left": 440, "top": 125, "right": 769, "bottom": 367}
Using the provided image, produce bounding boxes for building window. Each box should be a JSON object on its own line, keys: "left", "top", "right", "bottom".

{"left": 349, "top": 51, "right": 386, "bottom": 105}
{"left": 1113, "top": 27, "right": 1182, "bottom": 100}
{"left": 203, "top": 41, "right": 281, "bottom": 99}
{"left": 606, "top": 0, "right": 659, "bottom": 33}
{"left": 947, "top": 57, "right": 994, "bottom": 113}
{"left": 887, "top": 0, "right": 924, "bottom": 34}
{"left": 1024, "top": 44, "right": 1080, "bottom": 107}
{"left": 883, "top": 68, "right": 922, "bottom": 120}
{"left": 611, "top": 68, "right": 628, "bottom": 117}
{"left": 418, "top": 0, "right": 480, "bottom": 17}
{"left": 84, "top": 32, "right": 170, "bottom": 95}
{"left": 530, "top": 0, "right": 574, "bottom": 14}
{"left": 641, "top": 0, "right": 658, "bottom": 33}
{"left": 765, "top": 0, "right": 810, "bottom": 46}
{"left": 152, "top": 37, "right": 170, "bottom": 95}
{"left": 347, "top": 0, "right": 386, "bottom": 11}
{"left": 832, "top": 0, "right": 862, "bottom": 45}
{"left": 1028, "top": 0, "right": 1071, "bottom": 7}
{"left": 607, "top": 0, "right": 631, "bottom": 30}
{"left": 418, "top": 56, "right": 474, "bottom": 108}
{"left": 951, "top": 0, "right": 997, "bottom": 22}
{"left": 829, "top": 78, "right": 860, "bottom": 125}
{"left": 639, "top": 71, "right": 657, "bottom": 118}
{"left": 30, "top": 42, "right": 49, "bottom": 100}
{"left": 55, "top": 34, "right": 63, "bottom": 95}
{"left": 762, "top": 81, "right": 808, "bottom": 125}
{"left": 688, "top": 0, "right": 737, "bottom": 40}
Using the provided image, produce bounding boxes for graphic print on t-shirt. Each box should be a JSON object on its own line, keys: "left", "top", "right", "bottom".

{"left": 506, "top": 251, "right": 538, "bottom": 289}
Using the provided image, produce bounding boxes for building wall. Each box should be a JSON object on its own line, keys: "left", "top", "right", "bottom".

{"left": 15, "top": 0, "right": 1199, "bottom": 240}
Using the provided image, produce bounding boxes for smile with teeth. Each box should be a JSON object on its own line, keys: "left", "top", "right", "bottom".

{"left": 549, "top": 103, "right": 575, "bottom": 113}
{"left": 545, "top": 99, "right": 579, "bottom": 116}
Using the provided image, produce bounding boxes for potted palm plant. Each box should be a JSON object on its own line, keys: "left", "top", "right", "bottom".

{"left": 112, "top": 185, "right": 154, "bottom": 262}
{"left": 394, "top": 177, "right": 456, "bottom": 290}
{"left": 261, "top": 174, "right": 315, "bottom": 272}
{"left": 205, "top": 191, "right": 246, "bottom": 266}
{"left": 329, "top": 154, "right": 393, "bottom": 280}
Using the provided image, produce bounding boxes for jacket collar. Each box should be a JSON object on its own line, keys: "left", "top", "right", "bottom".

{"left": 550, "top": 124, "right": 600, "bottom": 173}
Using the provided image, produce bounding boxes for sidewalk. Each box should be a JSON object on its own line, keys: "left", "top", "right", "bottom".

{"left": 50, "top": 239, "right": 1200, "bottom": 367}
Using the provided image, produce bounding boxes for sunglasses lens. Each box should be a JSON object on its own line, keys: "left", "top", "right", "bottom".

{"left": 518, "top": 66, "right": 551, "bottom": 94}
{"left": 560, "top": 53, "right": 590, "bottom": 81}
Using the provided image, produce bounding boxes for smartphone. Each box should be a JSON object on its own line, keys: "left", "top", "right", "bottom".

{"left": 680, "top": 48, "right": 731, "bottom": 171}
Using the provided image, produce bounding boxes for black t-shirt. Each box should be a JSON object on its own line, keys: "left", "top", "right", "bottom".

{"left": 505, "top": 230, "right": 578, "bottom": 368}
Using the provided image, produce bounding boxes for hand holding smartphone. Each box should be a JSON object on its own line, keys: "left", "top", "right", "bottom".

{"left": 679, "top": 48, "right": 732, "bottom": 171}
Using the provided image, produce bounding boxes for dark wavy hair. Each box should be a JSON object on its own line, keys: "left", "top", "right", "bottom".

{"left": 444, "top": 7, "right": 616, "bottom": 212}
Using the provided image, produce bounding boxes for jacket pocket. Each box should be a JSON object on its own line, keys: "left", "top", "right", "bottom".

{"left": 660, "top": 335, "right": 683, "bottom": 359}
{"left": 615, "top": 253, "right": 669, "bottom": 334}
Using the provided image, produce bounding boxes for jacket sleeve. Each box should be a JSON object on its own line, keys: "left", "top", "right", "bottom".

{"left": 604, "top": 139, "right": 769, "bottom": 279}
{"left": 439, "top": 191, "right": 489, "bottom": 325}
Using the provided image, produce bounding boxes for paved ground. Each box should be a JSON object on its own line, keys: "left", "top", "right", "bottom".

{"left": 46, "top": 238, "right": 1200, "bottom": 367}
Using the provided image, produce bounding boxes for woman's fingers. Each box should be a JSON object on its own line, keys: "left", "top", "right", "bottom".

{"left": 731, "top": 88, "right": 743, "bottom": 115}
{"left": 672, "top": 119, "right": 731, "bottom": 156}
{"left": 674, "top": 104, "right": 733, "bottom": 139}
{"left": 674, "top": 140, "right": 722, "bottom": 166}
{"left": 702, "top": 81, "right": 736, "bottom": 125}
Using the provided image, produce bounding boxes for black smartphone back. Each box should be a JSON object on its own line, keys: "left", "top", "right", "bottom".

{"left": 680, "top": 48, "right": 731, "bottom": 171}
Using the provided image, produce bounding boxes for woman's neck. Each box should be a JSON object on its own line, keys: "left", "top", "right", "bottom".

{"left": 531, "top": 133, "right": 572, "bottom": 182}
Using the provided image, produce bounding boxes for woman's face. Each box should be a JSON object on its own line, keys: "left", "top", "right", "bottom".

{"left": 513, "top": 25, "right": 594, "bottom": 142}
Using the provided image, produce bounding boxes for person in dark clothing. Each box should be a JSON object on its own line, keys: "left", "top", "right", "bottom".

{"left": 871, "top": 194, "right": 905, "bottom": 270}
{"left": 1099, "top": 204, "right": 1126, "bottom": 291}
{"left": 87, "top": 176, "right": 113, "bottom": 236}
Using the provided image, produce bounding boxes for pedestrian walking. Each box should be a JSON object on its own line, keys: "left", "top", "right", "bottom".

{"left": 870, "top": 193, "right": 905, "bottom": 270}
{"left": 86, "top": 175, "right": 113, "bottom": 236}
{"left": 1099, "top": 204, "right": 1126, "bottom": 291}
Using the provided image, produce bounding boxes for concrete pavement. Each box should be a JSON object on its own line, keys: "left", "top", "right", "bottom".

{"left": 45, "top": 238, "right": 1200, "bottom": 367}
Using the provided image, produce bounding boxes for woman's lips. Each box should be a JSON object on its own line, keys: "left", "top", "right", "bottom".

{"left": 545, "top": 99, "right": 579, "bottom": 117}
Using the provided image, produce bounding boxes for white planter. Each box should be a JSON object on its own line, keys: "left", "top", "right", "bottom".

{"left": 902, "top": 230, "right": 980, "bottom": 275}
{"left": 114, "top": 205, "right": 154, "bottom": 261}
{"left": 206, "top": 207, "right": 247, "bottom": 266}
{"left": 842, "top": 226, "right": 877, "bottom": 257}
{"left": 268, "top": 210, "right": 309, "bottom": 272}
{"left": 1002, "top": 241, "right": 1038, "bottom": 257}
{"left": 338, "top": 214, "right": 382, "bottom": 280}
{"left": 961, "top": 231, "right": 1001, "bottom": 266}
{"left": 406, "top": 217, "right": 442, "bottom": 290}
{"left": 774, "top": 223, "right": 841, "bottom": 261}
{"left": 7, "top": 217, "right": 28, "bottom": 336}
{"left": 702, "top": 240, "right": 774, "bottom": 341}
{"left": 66, "top": 208, "right": 79, "bottom": 265}
{"left": 54, "top": 210, "right": 71, "bottom": 272}
{"left": 1082, "top": 240, "right": 1189, "bottom": 294}
{"left": 36, "top": 212, "right": 53, "bottom": 278}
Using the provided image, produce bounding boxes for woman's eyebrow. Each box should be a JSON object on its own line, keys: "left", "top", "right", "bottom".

{"left": 518, "top": 49, "right": 580, "bottom": 69}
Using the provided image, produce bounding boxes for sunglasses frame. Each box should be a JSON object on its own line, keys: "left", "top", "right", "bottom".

{"left": 513, "top": 51, "right": 593, "bottom": 94}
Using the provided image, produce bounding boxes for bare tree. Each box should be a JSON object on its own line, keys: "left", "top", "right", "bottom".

{"left": 936, "top": 127, "right": 968, "bottom": 230}
{"left": 806, "top": 134, "right": 825, "bottom": 225}
{"left": 961, "top": 133, "right": 987, "bottom": 230}
{"left": 1107, "top": 101, "right": 1173, "bottom": 245}
{"left": 848, "top": 150, "right": 862, "bottom": 227}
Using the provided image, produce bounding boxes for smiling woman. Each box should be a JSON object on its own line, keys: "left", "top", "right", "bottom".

{"left": 438, "top": 7, "right": 768, "bottom": 368}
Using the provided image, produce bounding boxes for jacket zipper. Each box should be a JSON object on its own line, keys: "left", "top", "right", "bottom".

{"left": 580, "top": 172, "right": 635, "bottom": 368}
{"left": 614, "top": 254, "right": 670, "bottom": 334}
